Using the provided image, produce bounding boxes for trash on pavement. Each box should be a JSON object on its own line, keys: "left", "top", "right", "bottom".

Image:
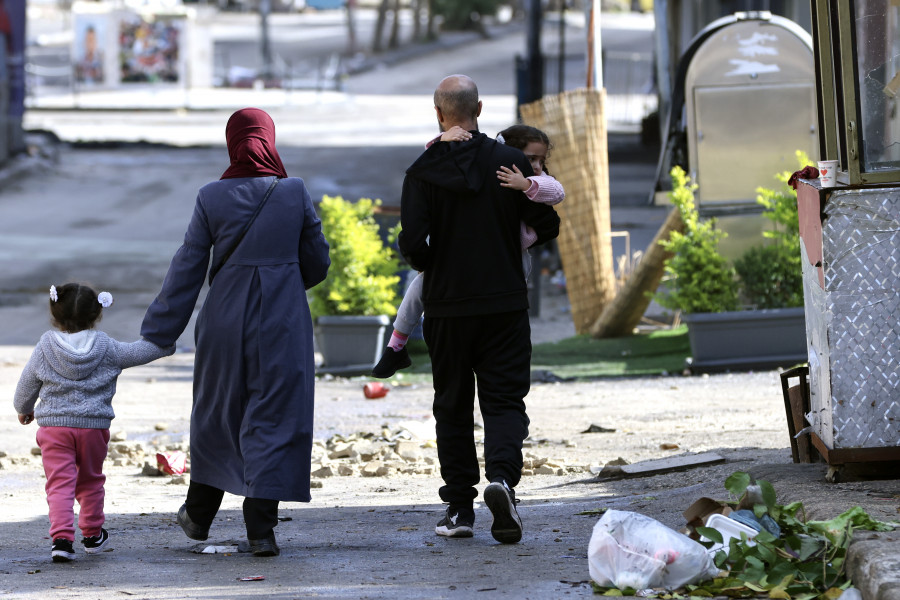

{"left": 156, "top": 451, "right": 187, "bottom": 475}
{"left": 588, "top": 509, "right": 719, "bottom": 591}
{"left": 699, "top": 513, "right": 758, "bottom": 556}
{"left": 363, "top": 382, "right": 389, "bottom": 399}
{"left": 729, "top": 508, "right": 781, "bottom": 537}
{"left": 683, "top": 496, "right": 732, "bottom": 535}
{"left": 194, "top": 545, "right": 238, "bottom": 554}
{"left": 581, "top": 423, "right": 615, "bottom": 433}
{"left": 236, "top": 576, "right": 266, "bottom": 581}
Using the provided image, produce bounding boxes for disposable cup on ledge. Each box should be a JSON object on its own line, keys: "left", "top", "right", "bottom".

{"left": 817, "top": 160, "right": 838, "bottom": 187}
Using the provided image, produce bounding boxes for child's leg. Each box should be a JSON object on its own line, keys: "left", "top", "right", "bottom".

{"left": 73, "top": 428, "right": 110, "bottom": 539}
{"left": 36, "top": 427, "right": 78, "bottom": 542}
{"left": 393, "top": 272, "right": 425, "bottom": 339}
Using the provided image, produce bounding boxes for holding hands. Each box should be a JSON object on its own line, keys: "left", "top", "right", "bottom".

{"left": 440, "top": 126, "right": 472, "bottom": 142}
{"left": 497, "top": 165, "right": 530, "bottom": 191}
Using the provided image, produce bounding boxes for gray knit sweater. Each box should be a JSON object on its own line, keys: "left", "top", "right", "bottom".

{"left": 13, "top": 330, "right": 175, "bottom": 429}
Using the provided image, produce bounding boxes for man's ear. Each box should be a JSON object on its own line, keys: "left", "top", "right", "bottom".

{"left": 435, "top": 106, "right": 444, "bottom": 124}
{"left": 476, "top": 101, "right": 482, "bottom": 118}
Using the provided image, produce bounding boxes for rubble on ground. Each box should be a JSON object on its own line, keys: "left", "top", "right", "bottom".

{"left": 0, "top": 423, "right": 592, "bottom": 480}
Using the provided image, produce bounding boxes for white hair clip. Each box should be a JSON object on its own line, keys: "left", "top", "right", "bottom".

{"left": 49, "top": 285, "right": 58, "bottom": 302}
{"left": 98, "top": 291, "right": 114, "bottom": 308}
{"left": 496, "top": 133, "right": 506, "bottom": 144}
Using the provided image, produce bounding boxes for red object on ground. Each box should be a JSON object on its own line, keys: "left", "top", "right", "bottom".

{"left": 156, "top": 451, "right": 187, "bottom": 475}
{"left": 364, "top": 382, "right": 389, "bottom": 399}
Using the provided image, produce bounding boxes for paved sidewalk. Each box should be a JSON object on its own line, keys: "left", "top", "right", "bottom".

{"left": 1, "top": 349, "right": 898, "bottom": 599}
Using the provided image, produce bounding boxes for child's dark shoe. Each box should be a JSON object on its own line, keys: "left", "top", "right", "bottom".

{"left": 82, "top": 528, "right": 110, "bottom": 554}
{"left": 51, "top": 538, "right": 76, "bottom": 562}
{"left": 371, "top": 346, "right": 411, "bottom": 378}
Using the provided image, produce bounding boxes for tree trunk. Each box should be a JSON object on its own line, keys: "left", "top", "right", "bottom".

{"left": 590, "top": 207, "right": 684, "bottom": 338}
{"left": 345, "top": 0, "right": 358, "bottom": 55}
{"left": 412, "top": 0, "right": 422, "bottom": 42}
{"left": 388, "top": 0, "right": 401, "bottom": 49}
{"left": 426, "top": 0, "right": 436, "bottom": 40}
{"left": 372, "top": 0, "right": 390, "bottom": 53}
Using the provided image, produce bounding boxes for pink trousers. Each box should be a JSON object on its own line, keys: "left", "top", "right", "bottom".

{"left": 36, "top": 426, "right": 110, "bottom": 542}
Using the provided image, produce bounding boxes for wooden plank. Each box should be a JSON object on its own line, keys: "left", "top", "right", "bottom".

{"left": 590, "top": 207, "right": 683, "bottom": 338}
{"left": 810, "top": 433, "right": 900, "bottom": 465}
{"left": 610, "top": 451, "right": 726, "bottom": 478}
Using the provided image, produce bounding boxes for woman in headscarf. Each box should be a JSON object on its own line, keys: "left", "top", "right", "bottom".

{"left": 141, "top": 108, "right": 330, "bottom": 557}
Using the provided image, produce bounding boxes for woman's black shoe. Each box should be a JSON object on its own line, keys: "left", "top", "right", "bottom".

{"left": 177, "top": 504, "right": 210, "bottom": 541}
{"left": 248, "top": 533, "right": 280, "bottom": 557}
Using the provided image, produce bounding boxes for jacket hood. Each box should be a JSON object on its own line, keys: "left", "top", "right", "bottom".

{"left": 40, "top": 330, "right": 109, "bottom": 381}
{"left": 406, "top": 132, "right": 494, "bottom": 194}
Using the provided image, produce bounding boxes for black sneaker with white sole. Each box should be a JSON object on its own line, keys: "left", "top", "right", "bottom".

{"left": 51, "top": 538, "right": 76, "bottom": 562}
{"left": 484, "top": 481, "right": 523, "bottom": 544}
{"left": 82, "top": 528, "right": 110, "bottom": 554}
{"left": 435, "top": 505, "right": 475, "bottom": 538}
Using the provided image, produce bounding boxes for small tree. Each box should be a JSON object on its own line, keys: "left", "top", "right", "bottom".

{"left": 734, "top": 151, "right": 810, "bottom": 309}
{"left": 654, "top": 167, "right": 739, "bottom": 314}
{"left": 308, "top": 196, "right": 400, "bottom": 320}
{"left": 431, "top": 0, "right": 504, "bottom": 35}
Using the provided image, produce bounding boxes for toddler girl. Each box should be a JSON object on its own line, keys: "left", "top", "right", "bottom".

{"left": 14, "top": 283, "right": 174, "bottom": 562}
{"left": 372, "top": 124, "right": 565, "bottom": 378}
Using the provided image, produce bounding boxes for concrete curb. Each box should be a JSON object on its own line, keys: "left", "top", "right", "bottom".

{"left": 848, "top": 530, "right": 900, "bottom": 600}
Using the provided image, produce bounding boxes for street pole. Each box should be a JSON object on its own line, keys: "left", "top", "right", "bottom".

{"left": 260, "top": 0, "right": 273, "bottom": 82}
{"left": 588, "top": 0, "right": 602, "bottom": 88}
{"left": 525, "top": 0, "right": 543, "bottom": 102}
{"left": 558, "top": 0, "right": 566, "bottom": 93}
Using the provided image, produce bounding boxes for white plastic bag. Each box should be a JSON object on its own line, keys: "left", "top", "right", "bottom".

{"left": 588, "top": 509, "right": 720, "bottom": 590}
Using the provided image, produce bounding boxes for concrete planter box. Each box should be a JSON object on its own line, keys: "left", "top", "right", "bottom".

{"left": 683, "top": 307, "right": 807, "bottom": 373}
{"left": 314, "top": 315, "right": 391, "bottom": 375}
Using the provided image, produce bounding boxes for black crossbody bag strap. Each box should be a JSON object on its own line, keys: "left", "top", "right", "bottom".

{"left": 209, "top": 177, "right": 280, "bottom": 284}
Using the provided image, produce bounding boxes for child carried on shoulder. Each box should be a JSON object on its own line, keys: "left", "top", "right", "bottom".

{"left": 372, "top": 124, "right": 565, "bottom": 379}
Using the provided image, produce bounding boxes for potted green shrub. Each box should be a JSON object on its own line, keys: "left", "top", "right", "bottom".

{"left": 734, "top": 152, "right": 805, "bottom": 310}
{"left": 654, "top": 164, "right": 807, "bottom": 372}
{"left": 309, "top": 195, "right": 401, "bottom": 374}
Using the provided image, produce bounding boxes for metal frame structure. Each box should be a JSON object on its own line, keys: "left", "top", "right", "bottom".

{"left": 812, "top": 0, "right": 900, "bottom": 184}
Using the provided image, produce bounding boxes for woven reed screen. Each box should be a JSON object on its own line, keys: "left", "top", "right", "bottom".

{"left": 520, "top": 88, "right": 616, "bottom": 334}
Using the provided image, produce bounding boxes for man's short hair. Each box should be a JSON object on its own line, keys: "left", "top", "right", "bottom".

{"left": 434, "top": 77, "right": 480, "bottom": 122}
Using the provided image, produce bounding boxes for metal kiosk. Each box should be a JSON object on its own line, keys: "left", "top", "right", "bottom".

{"left": 795, "top": 0, "right": 900, "bottom": 480}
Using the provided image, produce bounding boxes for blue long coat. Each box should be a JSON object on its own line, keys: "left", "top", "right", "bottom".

{"left": 141, "top": 176, "right": 330, "bottom": 502}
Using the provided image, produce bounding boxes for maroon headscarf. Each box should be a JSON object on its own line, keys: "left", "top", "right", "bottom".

{"left": 220, "top": 108, "right": 288, "bottom": 180}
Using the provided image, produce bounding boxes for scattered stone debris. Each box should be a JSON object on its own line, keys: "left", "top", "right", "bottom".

{"left": 142, "top": 462, "right": 163, "bottom": 477}
{"left": 3, "top": 422, "right": 592, "bottom": 482}
{"left": 582, "top": 424, "right": 616, "bottom": 434}
{"left": 307, "top": 424, "right": 591, "bottom": 480}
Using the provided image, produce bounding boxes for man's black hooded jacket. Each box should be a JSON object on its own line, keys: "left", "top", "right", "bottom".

{"left": 398, "top": 132, "right": 561, "bottom": 318}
